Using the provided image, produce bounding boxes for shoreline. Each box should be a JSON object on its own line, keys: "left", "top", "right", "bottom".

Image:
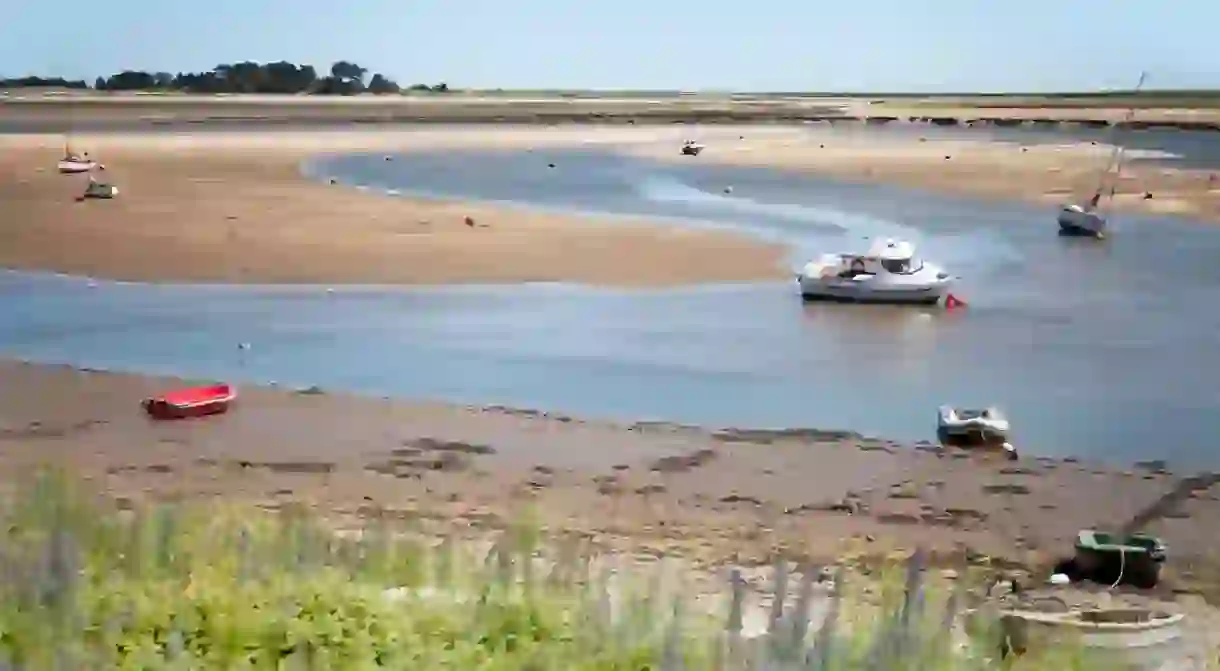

{"left": 2, "top": 359, "right": 1218, "bottom": 602}
{"left": 7, "top": 94, "right": 1220, "bottom": 130}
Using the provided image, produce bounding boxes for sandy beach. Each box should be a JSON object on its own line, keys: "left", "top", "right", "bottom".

{"left": 1, "top": 359, "right": 1218, "bottom": 602}
{"left": 0, "top": 129, "right": 787, "bottom": 286}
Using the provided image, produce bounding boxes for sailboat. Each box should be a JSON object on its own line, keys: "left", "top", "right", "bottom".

{"left": 1057, "top": 72, "right": 1147, "bottom": 239}
{"left": 58, "top": 137, "right": 98, "bottom": 174}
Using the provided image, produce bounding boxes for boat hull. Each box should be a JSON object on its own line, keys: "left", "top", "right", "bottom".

{"left": 58, "top": 160, "right": 97, "bottom": 174}
{"left": 83, "top": 185, "right": 119, "bottom": 199}
{"left": 936, "top": 425, "right": 1009, "bottom": 444}
{"left": 798, "top": 279, "right": 951, "bottom": 306}
{"left": 142, "top": 385, "right": 235, "bottom": 420}
{"left": 1058, "top": 207, "right": 1107, "bottom": 238}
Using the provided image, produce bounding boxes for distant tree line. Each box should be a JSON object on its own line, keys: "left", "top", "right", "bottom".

{"left": 1, "top": 61, "right": 450, "bottom": 95}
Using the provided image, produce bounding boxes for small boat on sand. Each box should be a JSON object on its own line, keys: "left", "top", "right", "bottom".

{"left": 937, "top": 405, "right": 1010, "bottom": 444}
{"left": 680, "top": 140, "right": 704, "bottom": 156}
{"left": 143, "top": 384, "right": 236, "bottom": 420}
{"left": 82, "top": 176, "right": 118, "bottom": 199}
{"left": 797, "top": 239, "right": 954, "bottom": 305}
{"left": 58, "top": 139, "right": 98, "bottom": 174}
{"left": 58, "top": 153, "right": 97, "bottom": 174}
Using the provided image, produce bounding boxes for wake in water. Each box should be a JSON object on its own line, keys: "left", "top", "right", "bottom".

{"left": 634, "top": 172, "right": 1023, "bottom": 274}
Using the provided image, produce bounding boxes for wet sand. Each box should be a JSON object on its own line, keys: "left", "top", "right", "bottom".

{"left": 0, "top": 130, "right": 786, "bottom": 286}
{"left": 2, "top": 360, "right": 1218, "bottom": 602}
{"left": 627, "top": 125, "right": 1220, "bottom": 223}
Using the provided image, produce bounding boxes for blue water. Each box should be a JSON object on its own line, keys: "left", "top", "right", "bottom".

{"left": 4, "top": 130, "right": 1220, "bottom": 468}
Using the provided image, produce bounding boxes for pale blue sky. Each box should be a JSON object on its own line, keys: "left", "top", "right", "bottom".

{"left": 1, "top": 0, "right": 1215, "bottom": 92}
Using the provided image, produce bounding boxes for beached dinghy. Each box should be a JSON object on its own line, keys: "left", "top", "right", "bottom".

{"left": 937, "top": 405, "right": 1010, "bottom": 443}
{"left": 82, "top": 176, "right": 118, "bottom": 199}
{"left": 143, "top": 384, "right": 236, "bottom": 420}
{"left": 680, "top": 140, "right": 704, "bottom": 156}
{"left": 797, "top": 239, "right": 954, "bottom": 305}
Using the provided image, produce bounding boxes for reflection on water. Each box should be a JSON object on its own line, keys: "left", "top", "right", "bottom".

{"left": 5, "top": 141, "right": 1220, "bottom": 468}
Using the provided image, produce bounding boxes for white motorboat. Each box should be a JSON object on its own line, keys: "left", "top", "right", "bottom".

{"left": 680, "top": 141, "right": 704, "bottom": 156}
{"left": 937, "top": 405, "right": 1010, "bottom": 443}
{"left": 797, "top": 239, "right": 953, "bottom": 305}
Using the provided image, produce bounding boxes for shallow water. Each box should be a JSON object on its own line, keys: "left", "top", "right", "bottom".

{"left": 4, "top": 130, "right": 1220, "bottom": 468}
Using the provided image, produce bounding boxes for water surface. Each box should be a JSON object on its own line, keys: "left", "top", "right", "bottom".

{"left": 4, "top": 133, "right": 1220, "bottom": 468}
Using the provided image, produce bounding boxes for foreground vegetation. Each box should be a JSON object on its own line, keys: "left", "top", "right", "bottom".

{"left": 0, "top": 470, "right": 1116, "bottom": 669}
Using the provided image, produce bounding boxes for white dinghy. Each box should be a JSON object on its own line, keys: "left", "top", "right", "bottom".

{"left": 58, "top": 152, "right": 97, "bottom": 174}
{"left": 57, "top": 139, "right": 98, "bottom": 174}
{"left": 937, "top": 405, "right": 1010, "bottom": 444}
{"left": 797, "top": 239, "right": 954, "bottom": 306}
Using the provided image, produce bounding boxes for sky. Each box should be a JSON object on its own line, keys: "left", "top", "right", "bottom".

{"left": 1, "top": 0, "right": 1217, "bottom": 93}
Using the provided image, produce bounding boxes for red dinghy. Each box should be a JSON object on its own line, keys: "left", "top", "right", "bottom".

{"left": 142, "top": 384, "right": 236, "bottom": 420}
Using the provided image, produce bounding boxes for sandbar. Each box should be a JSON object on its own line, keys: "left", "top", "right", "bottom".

{"left": 0, "top": 129, "right": 787, "bottom": 286}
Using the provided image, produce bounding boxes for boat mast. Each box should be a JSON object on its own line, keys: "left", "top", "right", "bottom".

{"left": 1092, "top": 71, "right": 1148, "bottom": 211}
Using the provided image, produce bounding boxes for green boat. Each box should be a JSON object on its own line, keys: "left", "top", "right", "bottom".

{"left": 1073, "top": 530, "right": 1166, "bottom": 589}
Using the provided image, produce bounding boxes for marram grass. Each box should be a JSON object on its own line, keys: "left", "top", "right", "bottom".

{"left": 0, "top": 470, "right": 1122, "bottom": 669}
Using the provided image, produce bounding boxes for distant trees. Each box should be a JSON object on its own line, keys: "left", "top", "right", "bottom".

{"left": 0, "top": 76, "right": 89, "bottom": 89}
{"left": 0, "top": 61, "right": 451, "bottom": 96}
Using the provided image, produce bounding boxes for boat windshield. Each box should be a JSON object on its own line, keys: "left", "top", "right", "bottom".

{"left": 880, "top": 257, "right": 923, "bottom": 274}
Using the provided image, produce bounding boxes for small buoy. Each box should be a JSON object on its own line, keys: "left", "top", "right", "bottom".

{"left": 819, "top": 144, "right": 825, "bottom": 149}
{"left": 944, "top": 294, "right": 967, "bottom": 310}
{"left": 547, "top": 163, "right": 555, "bottom": 169}
{"left": 464, "top": 216, "right": 475, "bottom": 227}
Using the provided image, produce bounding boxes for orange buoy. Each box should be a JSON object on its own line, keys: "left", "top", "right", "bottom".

{"left": 945, "top": 294, "right": 967, "bottom": 310}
